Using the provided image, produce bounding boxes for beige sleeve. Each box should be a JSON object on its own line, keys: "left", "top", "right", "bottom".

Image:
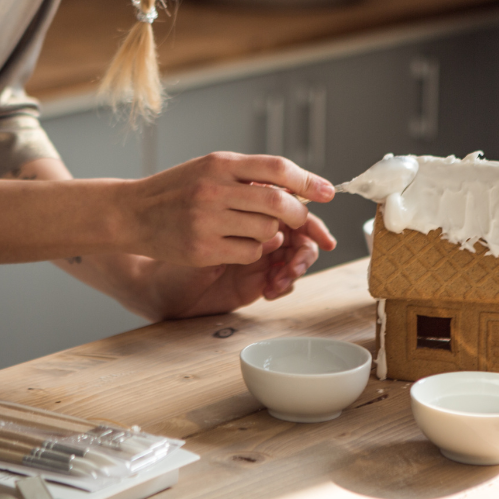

{"left": 0, "top": 90, "right": 60, "bottom": 176}
{"left": 0, "top": 0, "right": 61, "bottom": 176}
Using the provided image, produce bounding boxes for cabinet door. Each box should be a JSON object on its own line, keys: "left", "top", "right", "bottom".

{"left": 42, "top": 109, "right": 143, "bottom": 179}
{"left": 411, "top": 25, "right": 499, "bottom": 159}
{"left": 0, "top": 110, "right": 146, "bottom": 369}
{"left": 157, "top": 73, "right": 281, "bottom": 169}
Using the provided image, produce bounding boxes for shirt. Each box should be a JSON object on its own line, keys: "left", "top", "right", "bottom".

{"left": 0, "top": 0, "right": 61, "bottom": 176}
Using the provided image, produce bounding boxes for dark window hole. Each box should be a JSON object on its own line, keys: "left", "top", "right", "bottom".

{"left": 417, "top": 315, "right": 452, "bottom": 351}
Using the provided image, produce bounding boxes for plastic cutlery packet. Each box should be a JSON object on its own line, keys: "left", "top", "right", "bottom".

{"left": 0, "top": 401, "right": 183, "bottom": 493}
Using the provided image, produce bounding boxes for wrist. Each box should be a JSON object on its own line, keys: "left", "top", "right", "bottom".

{"left": 0, "top": 178, "right": 133, "bottom": 263}
{"left": 110, "top": 177, "right": 147, "bottom": 256}
{"left": 65, "top": 178, "right": 132, "bottom": 256}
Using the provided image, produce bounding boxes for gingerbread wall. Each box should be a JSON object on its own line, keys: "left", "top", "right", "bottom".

{"left": 377, "top": 299, "right": 499, "bottom": 381}
{"left": 369, "top": 208, "right": 499, "bottom": 304}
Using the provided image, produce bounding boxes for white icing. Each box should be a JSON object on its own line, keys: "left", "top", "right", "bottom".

{"left": 341, "top": 151, "right": 499, "bottom": 257}
{"left": 340, "top": 154, "right": 419, "bottom": 203}
{"left": 375, "top": 299, "right": 387, "bottom": 381}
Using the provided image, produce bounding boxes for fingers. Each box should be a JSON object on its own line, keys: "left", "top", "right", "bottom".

{"left": 224, "top": 153, "right": 335, "bottom": 204}
{"left": 205, "top": 237, "right": 264, "bottom": 266}
{"left": 202, "top": 227, "right": 282, "bottom": 267}
{"left": 264, "top": 233, "right": 319, "bottom": 300}
{"left": 300, "top": 213, "right": 337, "bottom": 251}
{"left": 277, "top": 213, "right": 336, "bottom": 253}
{"left": 229, "top": 182, "right": 309, "bottom": 230}
{"left": 261, "top": 232, "right": 285, "bottom": 255}
{"left": 219, "top": 209, "right": 280, "bottom": 242}
{"left": 128, "top": 151, "right": 334, "bottom": 268}
{"left": 262, "top": 212, "right": 337, "bottom": 299}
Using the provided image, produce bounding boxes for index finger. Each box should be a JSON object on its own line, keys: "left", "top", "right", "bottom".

{"left": 232, "top": 154, "right": 335, "bottom": 204}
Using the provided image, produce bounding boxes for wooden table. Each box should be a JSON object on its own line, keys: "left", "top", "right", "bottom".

{"left": 1, "top": 258, "right": 499, "bottom": 498}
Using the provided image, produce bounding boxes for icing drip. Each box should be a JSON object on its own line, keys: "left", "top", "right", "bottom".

{"left": 375, "top": 299, "right": 387, "bottom": 381}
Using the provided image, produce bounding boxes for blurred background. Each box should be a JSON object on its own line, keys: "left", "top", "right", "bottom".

{"left": 1, "top": 0, "right": 498, "bottom": 368}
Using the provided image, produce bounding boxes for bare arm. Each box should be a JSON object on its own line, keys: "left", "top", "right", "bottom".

{"left": 0, "top": 178, "right": 124, "bottom": 263}
{"left": 1, "top": 154, "right": 336, "bottom": 320}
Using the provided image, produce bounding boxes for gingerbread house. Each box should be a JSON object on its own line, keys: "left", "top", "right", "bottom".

{"left": 369, "top": 207, "right": 499, "bottom": 381}
{"left": 340, "top": 151, "right": 499, "bottom": 381}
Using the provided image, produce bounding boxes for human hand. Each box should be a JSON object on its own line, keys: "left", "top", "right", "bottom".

{"left": 126, "top": 212, "right": 336, "bottom": 320}
{"left": 18, "top": 156, "right": 334, "bottom": 321}
{"left": 120, "top": 152, "right": 335, "bottom": 267}
{"left": 261, "top": 213, "right": 336, "bottom": 300}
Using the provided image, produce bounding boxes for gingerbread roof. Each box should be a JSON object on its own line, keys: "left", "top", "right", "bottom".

{"left": 369, "top": 207, "right": 499, "bottom": 303}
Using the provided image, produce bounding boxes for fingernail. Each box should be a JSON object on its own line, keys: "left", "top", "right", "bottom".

{"left": 320, "top": 183, "right": 335, "bottom": 200}
{"left": 295, "top": 264, "right": 307, "bottom": 277}
{"left": 276, "top": 276, "right": 292, "bottom": 291}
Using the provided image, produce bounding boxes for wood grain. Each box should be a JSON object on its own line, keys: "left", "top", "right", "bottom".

{"left": 26, "top": 0, "right": 499, "bottom": 100}
{"left": 1, "top": 258, "right": 499, "bottom": 498}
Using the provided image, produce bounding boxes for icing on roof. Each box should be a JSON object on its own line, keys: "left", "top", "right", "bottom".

{"left": 342, "top": 151, "right": 499, "bottom": 257}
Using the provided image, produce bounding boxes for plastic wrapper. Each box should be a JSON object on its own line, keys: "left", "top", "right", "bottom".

{"left": 0, "top": 401, "right": 183, "bottom": 492}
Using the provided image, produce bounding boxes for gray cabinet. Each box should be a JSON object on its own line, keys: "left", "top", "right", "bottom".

{"left": 42, "top": 110, "right": 143, "bottom": 179}
{"left": 410, "top": 25, "right": 498, "bottom": 159}
{"left": 157, "top": 73, "right": 282, "bottom": 167}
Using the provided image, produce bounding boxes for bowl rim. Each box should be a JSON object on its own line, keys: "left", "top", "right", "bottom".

{"left": 411, "top": 371, "right": 499, "bottom": 418}
{"left": 240, "top": 337, "right": 372, "bottom": 378}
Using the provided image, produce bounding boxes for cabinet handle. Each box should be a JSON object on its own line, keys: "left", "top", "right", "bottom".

{"left": 409, "top": 56, "right": 440, "bottom": 140}
{"left": 254, "top": 95, "right": 285, "bottom": 156}
{"left": 307, "top": 86, "right": 327, "bottom": 172}
{"left": 291, "top": 86, "right": 327, "bottom": 172}
{"left": 266, "top": 95, "right": 285, "bottom": 156}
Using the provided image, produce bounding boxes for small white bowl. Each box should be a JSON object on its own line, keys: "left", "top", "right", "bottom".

{"left": 411, "top": 372, "right": 499, "bottom": 465}
{"left": 240, "top": 337, "right": 371, "bottom": 423}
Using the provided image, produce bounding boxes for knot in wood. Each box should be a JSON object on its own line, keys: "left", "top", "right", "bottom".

{"left": 213, "top": 327, "right": 237, "bottom": 339}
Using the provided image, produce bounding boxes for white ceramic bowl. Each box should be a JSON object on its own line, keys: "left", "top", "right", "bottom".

{"left": 411, "top": 372, "right": 499, "bottom": 465}
{"left": 240, "top": 337, "right": 371, "bottom": 423}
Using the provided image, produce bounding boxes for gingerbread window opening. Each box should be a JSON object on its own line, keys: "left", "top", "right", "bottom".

{"left": 416, "top": 315, "right": 452, "bottom": 351}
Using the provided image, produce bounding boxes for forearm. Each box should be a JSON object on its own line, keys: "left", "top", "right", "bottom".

{"left": 0, "top": 176, "right": 127, "bottom": 263}
{"left": 54, "top": 251, "right": 159, "bottom": 319}
{"left": 0, "top": 157, "right": 154, "bottom": 317}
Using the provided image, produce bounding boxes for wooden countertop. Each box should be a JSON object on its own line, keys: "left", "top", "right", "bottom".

{"left": 26, "top": 0, "right": 499, "bottom": 101}
{"left": 1, "top": 258, "right": 499, "bottom": 498}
